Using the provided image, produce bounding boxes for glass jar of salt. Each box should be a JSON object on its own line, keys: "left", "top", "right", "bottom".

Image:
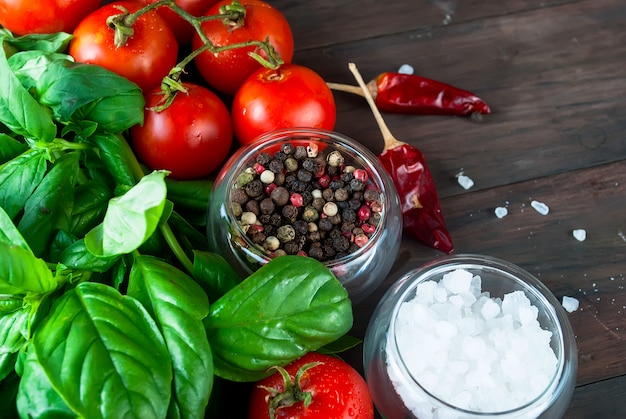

{"left": 363, "top": 254, "right": 577, "bottom": 419}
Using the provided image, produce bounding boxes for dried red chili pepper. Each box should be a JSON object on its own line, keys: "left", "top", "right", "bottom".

{"left": 348, "top": 63, "right": 454, "bottom": 254}
{"left": 328, "top": 72, "right": 490, "bottom": 117}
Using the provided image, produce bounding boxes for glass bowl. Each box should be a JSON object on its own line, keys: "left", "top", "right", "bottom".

{"left": 206, "top": 128, "right": 402, "bottom": 304}
{"left": 363, "top": 254, "right": 578, "bottom": 419}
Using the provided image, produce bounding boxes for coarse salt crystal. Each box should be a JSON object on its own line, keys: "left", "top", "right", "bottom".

{"left": 562, "top": 296, "right": 580, "bottom": 313}
{"left": 530, "top": 200, "right": 550, "bottom": 215}
{"left": 398, "top": 64, "right": 414, "bottom": 74}
{"left": 573, "top": 229, "right": 586, "bottom": 241}
{"left": 389, "top": 269, "right": 558, "bottom": 416}
{"left": 495, "top": 207, "right": 508, "bottom": 219}
{"left": 457, "top": 174, "right": 475, "bottom": 190}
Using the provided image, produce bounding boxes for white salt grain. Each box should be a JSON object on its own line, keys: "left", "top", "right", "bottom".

{"left": 562, "top": 296, "right": 580, "bottom": 313}
{"left": 572, "top": 229, "right": 586, "bottom": 241}
{"left": 397, "top": 64, "right": 414, "bottom": 74}
{"left": 457, "top": 174, "right": 475, "bottom": 190}
{"left": 389, "top": 269, "right": 558, "bottom": 417}
{"left": 531, "top": 200, "right": 550, "bottom": 215}
{"left": 495, "top": 207, "right": 508, "bottom": 218}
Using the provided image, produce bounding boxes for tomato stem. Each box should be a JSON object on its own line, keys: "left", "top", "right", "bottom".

{"left": 260, "top": 361, "right": 323, "bottom": 419}
{"left": 112, "top": 0, "right": 283, "bottom": 109}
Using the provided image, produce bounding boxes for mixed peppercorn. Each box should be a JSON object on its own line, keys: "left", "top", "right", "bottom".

{"left": 230, "top": 141, "right": 384, "bottom": 262}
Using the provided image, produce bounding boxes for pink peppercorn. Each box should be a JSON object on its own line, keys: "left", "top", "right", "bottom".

{"left": 265, "top": 183, "right": 277, "bottom": 195}
{"left": 362, "top": 223, "right": 376, "bottom": 235}
{"left": 318, "top": 174, "right": 331, "bottom": 188}
{"left": 355, "top": 233, "right": 369, "bottom": 247}
{"left": 247, "top": 224, "right": 265, "bottom": 234}
{"left": 353, "top": 168, "right": 368, "bottom": 182}
{"left": 253, "top": 162, "right": 265, "bottom": 174}
{"left": 358, "top": 205, "right": 371, "bottom": 221}
{"left": 290, "top": 193, "right": 304, "bottom": 207}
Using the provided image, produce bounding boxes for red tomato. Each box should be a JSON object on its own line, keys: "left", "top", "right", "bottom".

{"left": 69, "top": 1, "right": 178, "bottom": 92}
{"left": 191, "top": 0, "right": 294, "bottom": 96}
{"left": 0, "top": 0, "right": 100, "bottom": 36}
{"left": 130, "top": 83, "right": 233, "bottom": 180}
{"left": 232, "top": 63, "right": 336, "bottom": 146}
{"left": 138, "top": 0, "right": 218, "bottom": 45}
{"left": 249, "top": 352, "right": 374, "bottom": 419}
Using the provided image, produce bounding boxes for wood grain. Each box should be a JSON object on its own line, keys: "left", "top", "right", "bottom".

{"left": 260, "top": 0, "right": 626, "bottom": 416}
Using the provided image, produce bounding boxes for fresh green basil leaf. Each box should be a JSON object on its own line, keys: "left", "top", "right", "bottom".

{"left": 2, "top": 31, "right": 72, "bottom": 53}
{"left": 59, "top": 239, "right": 120, "bottom": 273}
{"left": 92, "top": 133, "right": 142, "bottom": 189}
{"left": 168, "top": 211, "right": 211, "bottom": 251}
{"left": 0, "top": 133, "right": 27, "bottom": 164}
{"left": 8, "top": 50, "right": 70, "bottom": 94}
{"left": 0, "top": 242, "right": 55, "bottom": 295}
{"left": 0, "top": 302, "right": 28, "bottom": 353}
{"left": 0, "top": 39, "right": 56, "bottom": 142}
{"left": 17, "top": 151, "right": 79, "bottom": 257}
{"left": 85, "top": 170, "right": 168, "bottom": 257}
{"left": 16, "top": 347, "right": 77, "bottom": 418}
{"left": 192, "top": 250, "right": 240, "bottom": 303}
{"left": 166, "top": 177, "right": 214, "bottom": 212}
{"left": 0, "top": 352, "right": 18, "bottom": 382}
{"left": 28, "top": 58, "right": 144, "bottom": 133}
{"left": 128, "top": 255, "right": 213, "bottom": 419}
{"left": 205, "top": 255, "right": 353, "bottom": 382}
{"left": 69, "top": 179, "right": 113, "bottom": 237}
{"left": 31, "top": 282, "right": 172, "bottom": 419}
{"left": 0, "top": 148, "right": 47, "bottom": 219}
{"left": 0, "top": 206, "right": 29, "bottom": 250}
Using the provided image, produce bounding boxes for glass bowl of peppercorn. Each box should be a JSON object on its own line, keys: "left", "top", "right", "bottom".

{"left": 206, "top": 128, "right": 402, "bottom": 304}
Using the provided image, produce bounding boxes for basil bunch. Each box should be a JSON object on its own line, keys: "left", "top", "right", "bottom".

{"left": 0, "top": 30, "right": 353, "bottom": 418}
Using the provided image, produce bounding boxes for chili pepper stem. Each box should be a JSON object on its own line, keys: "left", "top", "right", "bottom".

{"left": 347, "top": 63, "right": 407, "bottom": 151}
{"left": 326, "top": 81, "right": 378, "bottom": 99}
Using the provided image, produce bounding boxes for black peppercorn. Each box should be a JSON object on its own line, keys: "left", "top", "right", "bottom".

{"left": 270, "top": 186, "right": 290, "bottom": 206}
{"left": 318, "top": 218, "right": 333, "bottom": 232}
{"left": 256, "top": 152, "right": 272, "bottom": 165}
{"left": 282, "top": 205, "right": 298, "bottom": 223}
{"left": 245, "top": 199, "right": 260, "bottom": 215}
{"left": 293, "top": 220, "right": 308, "bottom": 235}
{"left": 244, "top": 179, "right": 263, "bottom": 198}
{"left": 268, "top": 159, "right": 284, "bottom": 173}
{"left": 259, "top": 198, "right": 275, "bottom": 215}
{"left": 231, "top": 188, "right": 249, "bottom": 205}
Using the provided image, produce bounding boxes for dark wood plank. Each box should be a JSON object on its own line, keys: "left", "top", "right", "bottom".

{"left": 348, "top": 160, "right": 626, "bottom": 388}
{"left": 565, "top": 375, "right": 626, "bottom": 418}
{"left": 271, "top": 0, "right": 582, "bottom": 50}
{"left": 289, "top": 0, "right": 626, "bottom": 199}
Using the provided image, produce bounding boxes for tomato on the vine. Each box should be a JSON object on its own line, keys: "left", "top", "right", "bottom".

{"left": 69, "top": 1, "right": 179, "bottom": 92}
{"left": 232, "top": 63, "right": 336, "bottom": 146}
{"left": 249, "top": 352, "right": 374, "bottom": 419}
{"left": 130, "top": 83, "right": 233, "bottom": 180}
{"left": 191, "top": 0, "right": 294, "bottom": 96}
{"left": 138, "top": 0, "right": 218, "bottom": 45}
{"left": 0, "top": 0, "right": 100, "bottom": 36}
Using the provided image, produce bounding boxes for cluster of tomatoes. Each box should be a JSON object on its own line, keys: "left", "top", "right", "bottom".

{"left": 0, "top": 0, "right": 337, "bottom": 180}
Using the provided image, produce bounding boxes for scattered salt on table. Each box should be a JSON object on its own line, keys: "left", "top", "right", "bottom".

{"left": 390, "top": 268, "right": 558, "bottom": 416}
{"left": 397, "top": 64, "right": 414, "bottom": 74}
{"left": 495, "top": 206, "right": 508, "bottom": 219}
{"left": 531, "top": 200, "right": 550, "bottom": 215}
{"left": 572, "top": 229, "right": 586, "bottom": 242}
{"left": 562, "top": 296, "right": 580, "bottom": 313}
{"left": 456, "top": 172, "right": 474, "bottom": 190}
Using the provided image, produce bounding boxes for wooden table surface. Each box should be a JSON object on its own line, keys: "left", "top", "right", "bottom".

{"left": 267, "top": 0, "right": 626, "bottom": 417}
